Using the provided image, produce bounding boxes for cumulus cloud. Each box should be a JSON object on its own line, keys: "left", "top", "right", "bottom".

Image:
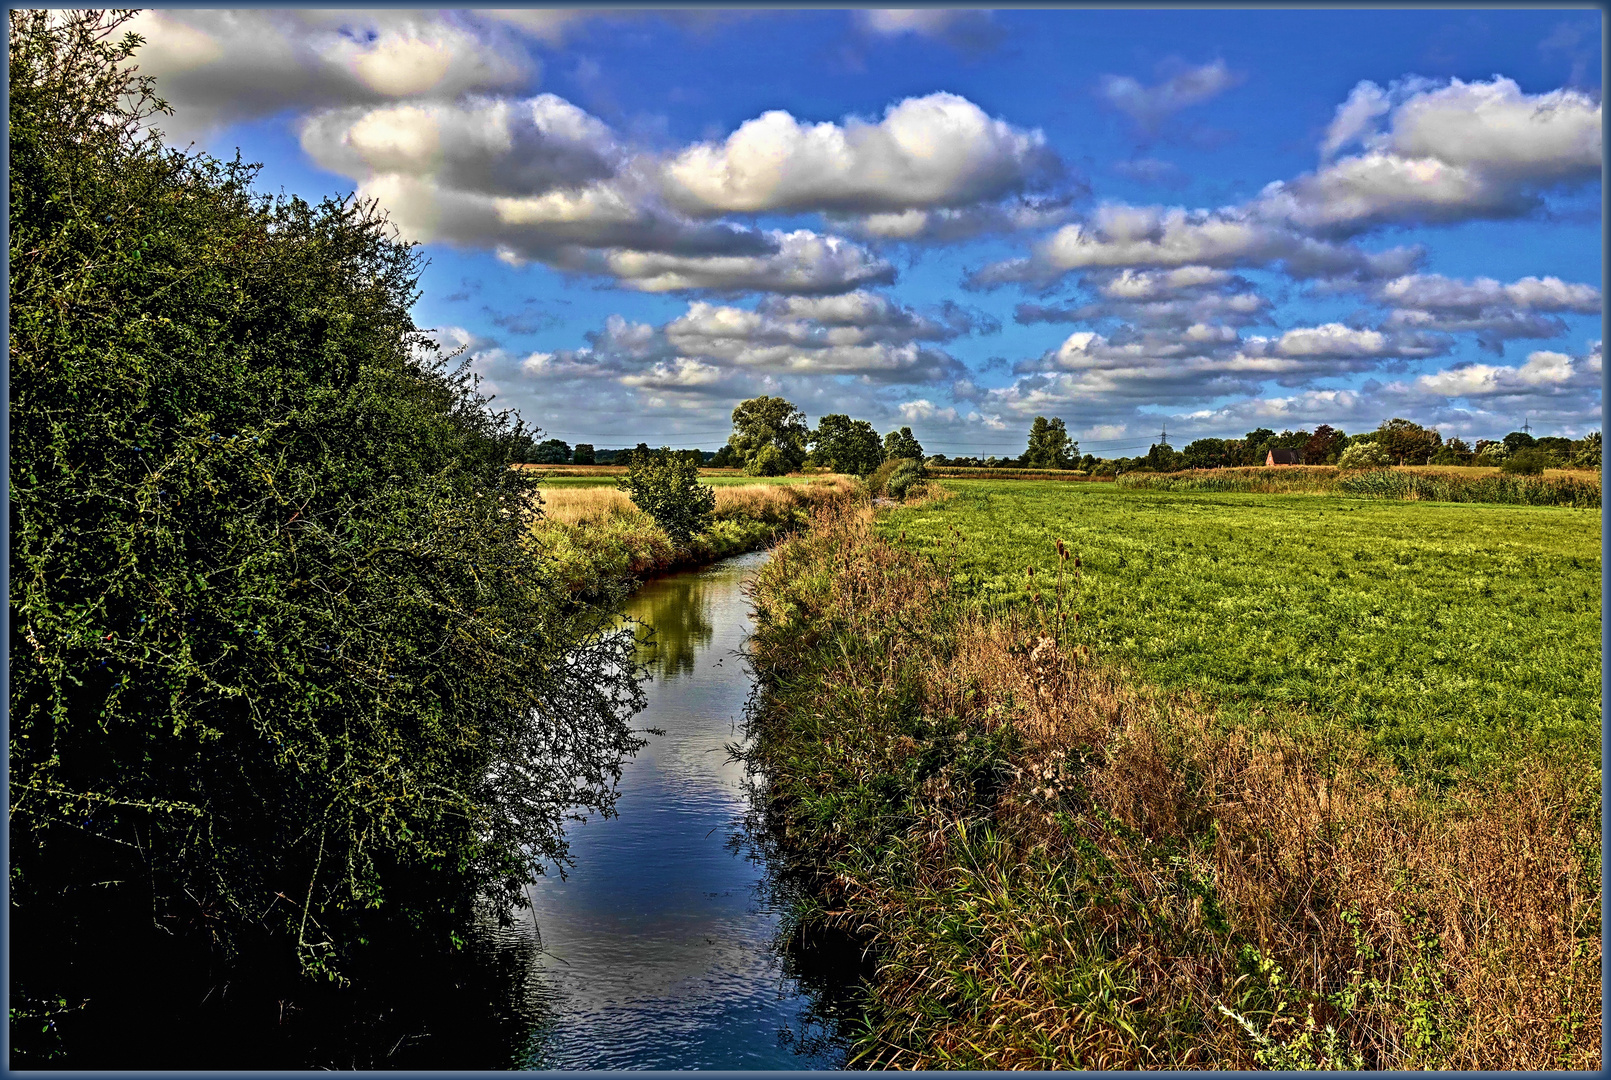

{"left": 303, "top": 97, "right": 895, "bottom": 294}
{"left": 1258, "top": 76, "right": 1602, "bottom": 235}
{"left": 1410, "top": 340, "right": 1600, "bottom": 398}
{"left": 853, "top": 9, "right": 1005, "bottom": 52}
{"left": 1240, "top": 323, "right": 1447, "bottom": 361}
{"left": 830, "top": 193, "right": 1079, "bottom": 244}
{"left": 1097, "top": 59, "right": 1240, "bottom": 136}
{"left": 127, "top": 9, "right": 537, "bottom": 137}
{"left": 661, "top": 92, "right": 1061, "bottom": 215}
{"left": 970, "top": 202, "right": 1423, "bottom": 287}
{"left": 1369, "top": 272, "right": 1602, "bottom": 354}
{"left": 1015, "top": 266, "right": 1274, "bottom": 330}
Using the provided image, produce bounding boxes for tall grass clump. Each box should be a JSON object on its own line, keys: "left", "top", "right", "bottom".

{"left": 744, "top": 504, "right": 1600, "bottom": 1069}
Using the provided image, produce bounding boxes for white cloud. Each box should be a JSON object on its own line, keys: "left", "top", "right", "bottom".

{"left": 971, "top": 203, "right": 1422, "bottom": 286}
{"left": 1259, "top": 76, "right": 1602, "bottom": 235}
{"left": 1368, "top": 273, "right": 1602, "bottom": 354}
{"left": 1097, "top": 60, "right": 1240, "bottom": 135}
{"left": 1412, "top": 342, "right": 1599, "bottom": 397}
{"left": 661, "top": 92, "right": 1060, "bottom": 215}
{"left": 128, "top": 9, "right": 536, "bottom": 137}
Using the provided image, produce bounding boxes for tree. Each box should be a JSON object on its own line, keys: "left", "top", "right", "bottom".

{"left": 572, "top": 443, "right": 596, "bottom": 465}
{"left": 1301, "top": 425, "right": 1346, "bottom": 465}
{"left": 1374, "top": 418, "right": 1442, "bottom": 465}
{"left": 883, "top": 426, "right": 925, "bottom": 462}
{"left": 727, "top": 396, "right": 808, "bottom": 473}
{"left": 1573, "top": 431, "right": 1601, "bottom": 468}
{"left": 1184, "top": 438, "right": 1229, "bottom": 469}
{"left": 1502, "top": 430, "right": 1538, "bottom": 454}
{"left": 707, "top": 444, "right": 738, "bottom": 468}
{"left": 617, "top": 447, "right": 716, "bottom": 543}
{"left": 532, "top": 438, "right": 571, "bottom": 464}
{"left": 1501, "top": 447, "right": 1548, "bottom": 476}
{"left": 745, "top": 444, "right": 790, "bottom": 477}
{"left": 1145, "top": 442, "right": 1184, "bottom": 471}
{"left": 810, "top": 414, "right": 883, "bottom": 476}
{"left": 1474, "top": 441, "right": 1509, "bottom": 466}
{"left": 9, "top": 9, "right": 645, "bottom": 999}
{"left": 1338, "top": 441, "right": 1392, "bottom": 469}
{"left": 1023, "top": 416, "right": 1077, "bottom": 469}
{"left": 1430, "top": 437, "right": 1474, "bottom": 465}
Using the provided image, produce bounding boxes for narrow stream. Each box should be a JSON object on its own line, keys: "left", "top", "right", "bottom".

{"left": 485, "top": 549, "right": 858, "bottom": 1069}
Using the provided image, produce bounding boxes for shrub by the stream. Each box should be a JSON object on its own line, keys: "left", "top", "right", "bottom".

{"left": 617, "top": 446, "right": 717, "bottom": 544}
{"left": 886, "top": 459, "right": 928, "bottom": 501}
{"left": 8, "top": 8, "right": 646, "bottom": 1015}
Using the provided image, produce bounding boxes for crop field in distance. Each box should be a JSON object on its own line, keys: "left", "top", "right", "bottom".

{"left": 883, "top": 478, "right": 1601, "bottom": 782}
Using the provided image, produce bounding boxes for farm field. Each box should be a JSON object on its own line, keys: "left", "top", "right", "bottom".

{"left": 881, "top": 478, "right": 1601, "bottom": 780}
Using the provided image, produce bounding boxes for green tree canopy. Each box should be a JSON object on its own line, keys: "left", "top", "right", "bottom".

{"left": 9, "top": 9, "right": 645, "bottom": 987}
{"left": 1023, "top": 416, "right": 1077, "bottom": 469}
{"left": 532, "top": 438, "right": 571, "bottom": 464}
{"left": 810, "top": 414, "right": 883, "bottom": 475}
{"left": 618, "top": 447, "right": 715, "bottom": 543}
{"left": 882, "top": 426, "right": 925, "bottom": 462}
{"left": 1376, "top": 418, "right": 1443, "bottom": 465}
{"left": 728, "top": 396, "right": 808, "bottom": 472}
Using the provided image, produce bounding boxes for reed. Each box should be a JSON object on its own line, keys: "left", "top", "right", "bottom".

{"left": 1115, "top": 466, "right": 1600, "bottom": 506}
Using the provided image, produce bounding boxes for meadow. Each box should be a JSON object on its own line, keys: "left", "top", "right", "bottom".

{"left": 742, "top": 485, "right": 1601, "bottom": 1068}
{"left": 880, "top": 479, "right": 1601, "bottom": 780}
{"left": 1115, "top": 465, "right": 1600, "bottom": 506}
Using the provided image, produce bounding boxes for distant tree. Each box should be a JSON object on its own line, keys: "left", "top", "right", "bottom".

{"left": 1573, "top": 431, "right": 1601, "bottom": 468}
{"left": 1502, "top": 430, "right": 1539, "bottom": 454}
{"left": 1184, "top": 438, "right": 1230, "bottom": 469}
{"left": 1023, "top": 416, "right": 1077, "bottom": 469}
{"left": 532, "top": 438, "right": 571, "bottom": 464}
{"left": 810, "top": 414, "right": 884, "bottom": 475}
{"left": 572, "top": 443, "right": 596, "bottom": 466}
{"left": 1374, "top": 418, "right": 1441, "bottom": 465}
{"left": 1144, "top": 442, "right": 1184, "bottom": 471}
{"left": 707, "top": 444, "right": 738, "bottom": 468}
{"left": 1534, "top": 436, "right": 1573, "bottom": 465}
{"left": 728, "top": 396, "right": 808, "bottom": 473}
{"left": 1501, "top": 447, "right": 1548, "bottom": 476}
{"left": 618, "top": 446, "right": 716, "bottom": 543}
{"left": 882, "top": 426, "right": 925, "bottom": 462}
{"left": 1474, "top": 441, "right": 1509, "bottom": 466}
{"left": 1302, "top": 425, "right": 1346, "bottom": 465}
{"left": 1430, "top": 437, "right": 1473, "bottom": 465}
{"left": 1338, "top": 441, "right": 1392, "bottom": 469}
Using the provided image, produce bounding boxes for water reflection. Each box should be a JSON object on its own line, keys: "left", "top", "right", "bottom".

{"left": 510, "top": 550, "right": 856, "bottom": 1069}
{"left": 630, "top": 567, "right": 717, "bottom": 679}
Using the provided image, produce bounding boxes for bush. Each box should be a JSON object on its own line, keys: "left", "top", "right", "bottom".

{"left": 743, "top": 443, "right": 790, "bottom": 476}
{"left": 867, "top": 456, "right": 905, "bottom": 496}
{"left": 1500, "top": 447, "right": 1547, "bottom": 476}
{"left": 617, "top": 447, "right": 716, "bottom": 543}
{"left": 1337, "top": 441, "right": 1392, "bottom": 469}
{"left": 886, "top": 459, "right": 927, "bottom": 500}
{"left": 8, "top": 10, "right": 647, "bottom": 991}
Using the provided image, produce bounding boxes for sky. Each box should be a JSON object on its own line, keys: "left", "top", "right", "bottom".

{"left": 130, "top": 6, "right": 1604, "bottom": 457}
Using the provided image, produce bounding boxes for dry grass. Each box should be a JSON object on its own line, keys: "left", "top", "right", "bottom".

{"left": 747, "top": 503, "right": 1601, "bottom": 1069}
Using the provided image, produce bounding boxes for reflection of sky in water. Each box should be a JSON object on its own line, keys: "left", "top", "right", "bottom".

{"left": 515, "top": 551, "right": 849, "bottom": 1070}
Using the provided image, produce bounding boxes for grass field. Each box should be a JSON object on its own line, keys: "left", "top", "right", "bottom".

{"left": 879, "top": 479, "right": 1601, "bottom": 780}
{"left": 530, "top": 472, "right": 838, "bottom": 489}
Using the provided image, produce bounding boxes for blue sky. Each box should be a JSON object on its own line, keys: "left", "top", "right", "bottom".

{"left": 134, "top": 7, "right": 1603, "bottom": 455}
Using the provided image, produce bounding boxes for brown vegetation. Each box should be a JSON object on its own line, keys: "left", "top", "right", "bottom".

{"left": 747, "top": 503, "right": 1600, "bottom": 1069}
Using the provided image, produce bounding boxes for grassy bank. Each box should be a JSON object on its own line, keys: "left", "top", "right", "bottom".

{"left": 1116, "top": 465, "right": 1600, "bottom": 507}
{"left": 927, "top": 466, "right": 1108, "bottom": 482}
{"left": 531, "top": 477, "right": 857, "bottom": 597}
{"left": 887, "top": 480, "right": 1599, "bottom": 780}
{"left": 743, "top": 501, "right": 1600, "bottom": 1069}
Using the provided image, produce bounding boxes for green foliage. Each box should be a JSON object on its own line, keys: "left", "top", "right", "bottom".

{"left": 882, "top": 426, "right": 925, "bottom": 462}
{"left": 1371, "top": 418, "right": 1442, "bottom": 465}
{"left": 727, "top": 395, "right": 808, "bottom": 472}
{"left": 531, "top": 438, "right": 571, "bottom": 464}
{"left": 810, "top": 413, "right": 883, "bottom": 475}
{"left": 616, "top": 446, "right": 716, "bottom": 543}
{"left": 1023, "top": 416, "right": 1077, "bottom": 469}
{"left": 1500, "top": 447, "right": 1548, "bottom": 475}
{"left": 1502, "top": 430, "right": 1538, "bottom": 454}
{"left": 743, "top": 443, "right": 790, "bottom": 477}
{"left": 886, "top": 459, "right": 928, "bottom": 500}
{"left": 1337, "top": 441, "right": 1393, "bottom": 469}
{"left": 9, "top": 10, "right": 645, "bottom": 983}
{"left": 1573, "top": 432, "right": 1601, "bottom": 469}
{"left": 883, "top": 480, "right": 1600, "bottom": 779}
{"left": 572, "top": 443, "right": 595, "bottom": 466}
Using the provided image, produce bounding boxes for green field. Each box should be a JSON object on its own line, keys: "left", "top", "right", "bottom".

{"left": 883, "top": 479, "right": 1601, "bottom": 779}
